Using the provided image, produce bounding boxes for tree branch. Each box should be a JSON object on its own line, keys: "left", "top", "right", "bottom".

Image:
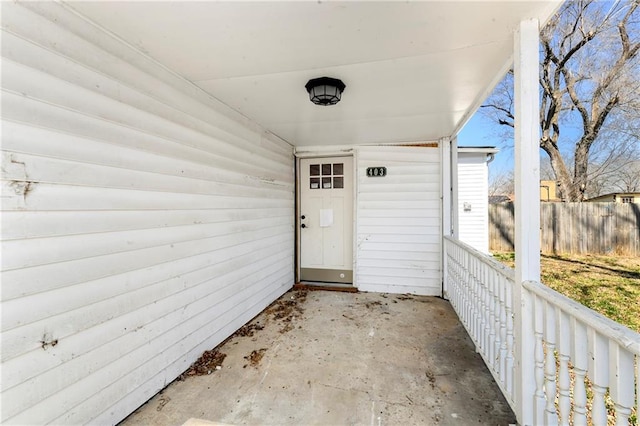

{"left": 480, "top": 104, "right": 514, "bottom": 122}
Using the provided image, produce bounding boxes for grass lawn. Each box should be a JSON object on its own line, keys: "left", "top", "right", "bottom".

{"left": 491, "top": 252, "right": 640, "bottom": 333}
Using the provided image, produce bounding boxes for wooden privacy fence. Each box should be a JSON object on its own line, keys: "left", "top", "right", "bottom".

{"left": 489, "top": 202, "right": 640, "bottom": 255}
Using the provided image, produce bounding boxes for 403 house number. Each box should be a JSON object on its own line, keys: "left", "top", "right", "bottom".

{"left": 366, "top": 167, "right": 387, "bottom": 177}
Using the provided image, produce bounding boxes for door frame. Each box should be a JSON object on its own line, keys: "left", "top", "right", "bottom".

{"left": 294, "top": 152, "right": 357, "bottom": 286}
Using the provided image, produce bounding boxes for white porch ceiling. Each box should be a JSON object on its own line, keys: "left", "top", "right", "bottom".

{"left": 67, "top": 1, "right": 560, "bottom": 147}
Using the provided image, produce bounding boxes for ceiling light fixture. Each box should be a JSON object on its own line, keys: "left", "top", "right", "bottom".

{"left": 305, "top": 77, "right": 346, "bottom": 106}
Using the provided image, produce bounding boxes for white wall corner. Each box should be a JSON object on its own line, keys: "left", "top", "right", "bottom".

{"left": 352, "top": 148, "right": 359, "bottom": 289}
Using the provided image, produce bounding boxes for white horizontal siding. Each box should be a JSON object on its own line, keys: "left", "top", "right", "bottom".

{"left": 457, "top": 154, "right": 490, "bottom": 253}
{"left": 355, "top": 146, "right": 441, "bottom": 295}
{"left": 1, "top": 3, "right": 293, "bottom": 425}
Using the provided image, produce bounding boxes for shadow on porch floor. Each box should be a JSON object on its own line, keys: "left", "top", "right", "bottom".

{"left": 120, "top": 290, "right": 515, "bottom": 426}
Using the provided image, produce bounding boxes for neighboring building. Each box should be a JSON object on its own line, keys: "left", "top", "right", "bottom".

{"left": 587, "top": 192, "right": 640, "bottom": 203}
{"left": 489, "top": 180, "right": 561, "bottom": 204}
{"left": 457, "top": 147, "right": 498, "bottom": 254}
{"left": 540, "top": 180, "right": 561, "bottom": 201}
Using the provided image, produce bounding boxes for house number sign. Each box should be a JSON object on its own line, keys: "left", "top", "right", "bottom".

{"left": 366, "top": 167, "right": 387, "bottom": 177}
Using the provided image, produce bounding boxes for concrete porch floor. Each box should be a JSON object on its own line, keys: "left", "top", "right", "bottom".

{"left": 120, "top": 289, "right": 515, "bottom": 426}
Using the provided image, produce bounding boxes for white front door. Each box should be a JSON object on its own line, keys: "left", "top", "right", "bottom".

{"left": 299, "top": 156, "right": 353, "bottom": 283}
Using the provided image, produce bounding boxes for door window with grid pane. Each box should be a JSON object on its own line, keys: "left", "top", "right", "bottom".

{"left": 309, "top": 162, "right": 344, "bottom": 190}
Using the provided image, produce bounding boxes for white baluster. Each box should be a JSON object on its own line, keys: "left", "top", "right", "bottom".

{"left": 556, "top": 310, "right": 571, "bottom": 426}
{"left": 473, "top": 258, "right": 481, "bottom": 349}
{"left": 452, "top": 249, "right": 459, "bottom": 310}
{"left": 448, "top": 250, "right": 455, "bottom": 309}
{"left": 477, "top": 261, "right": 483, "bottom": 348}
{"left": 478, "top": 263, "right": 484, "bottom": 349}
{"left": 491, "top": 271, "right": 500, "bottom": 370}
{"left": 494, "top": 274, "right": 504, "bottom": 372}
{"left": 472, "top": 258, "right": 479, "bottom": 345}
{"left": 534, "top": 295, "right": 546, "bottom": 424}
{"left": 571, "top": 319, "right": 588, "bottom": 426}
{"left": 588, "top": 330, "right": 609, "bottom": 426}
{"left": 456, "top": 255, "right": 462, "bottom": 312}
{"left": 453, "top": 256, "right": 460, "bottom": 311}
{"left": 469, "top": 256, "right": 478, "bottom": 342}
{"left": 464, "top": 253, "right": 471, "bottom": 330}
{"left": 451, "top": 253, "right": 457, "bottom": 309}
{"left": 608, "top": 342, "right": 633, "bottom": 425}
{"left": 544, "top": 302, "right": 558, "bottom": 425}
{"left": 465, "top": 252, "right": 471, "bottom": 328}
{"left": 505, "top": 276, "right": 514, "bottom": 397}
{"left": 460, "top": 253, "right": 469, "bottom": 329}
{"left": 499, "top": 274, "right": 508, "bottom": 387}
{"left": 485, "top": 267, "right": 493, "bottom": 361}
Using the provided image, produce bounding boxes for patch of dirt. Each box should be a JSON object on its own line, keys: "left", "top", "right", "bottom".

{"left": 364, "top": 300, "right": 383, "bottom": 309}
{"left": 180, "top": 349, "right": 226, "bottom": 378}
{"left": 244, "top": 348, "right": 267, "bottom": 368}
{"left": 425, "top": 369, "right": 436, "bottom": 389}
{"left": 264, "top": 289, "right": 308, "bottom": 332}
{"left": 396, "top": 295, "right": 414, "bottom": 301}
{"left": 279, "top": 322, "right": 294, "bottom": 334}
{"left": 178, "top": 290, "right": 309, "bottom": 380}
{"left": 232, "top": 322, "right": 265, "bottom": 338}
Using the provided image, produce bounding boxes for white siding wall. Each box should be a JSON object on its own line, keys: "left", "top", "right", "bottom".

{"left": 356, "top": 146, "right": 441, "bottom": 295}
{"left": 457, "top": 153, "right": 490, "bottom": 253}
{"left": 1, "top": 3, "right": 294, "bottom": 425}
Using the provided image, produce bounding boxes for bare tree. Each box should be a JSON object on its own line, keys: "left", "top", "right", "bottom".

{"left": 489, "top": 169, "right": 514, "bottom": 197}
{"left": 587, "top": 159, "right": 640, "bottom": 196}
{"left": 483, "top": 0, "right": 640, "bottom": 201}
{"left": 614, "top": 161, "right": 640, "bottom": 191}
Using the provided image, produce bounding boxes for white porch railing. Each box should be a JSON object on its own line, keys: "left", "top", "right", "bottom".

{"left": 444, "top": 236, "right": 640, "bottom": 425}
{"left": 444, "top": 236, "right": 517, "bottom": 409}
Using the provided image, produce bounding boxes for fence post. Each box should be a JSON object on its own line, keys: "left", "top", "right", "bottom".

{"left": 513, "top": 18, "right": 540, "bottom": 426}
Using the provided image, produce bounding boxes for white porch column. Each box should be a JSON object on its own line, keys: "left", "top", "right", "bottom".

{"left": 513, "top": 18, "right": 540, "bottom": 426}
{"left": 450, "top": 137, "right": 459, "bottom": 239}
{"left": 440, "top": 136, "right": 452, "bottom": 298}
{"left": 440, "top": 136, "right": 452, "bottom": 238}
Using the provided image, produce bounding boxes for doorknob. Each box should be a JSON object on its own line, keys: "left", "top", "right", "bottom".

{"left": 301, "top": 224, "right": 307, "bottom": 228}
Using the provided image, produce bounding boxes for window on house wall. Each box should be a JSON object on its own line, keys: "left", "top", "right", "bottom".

{"left": 621, "top": 196, "right": 634, "bottom": 203}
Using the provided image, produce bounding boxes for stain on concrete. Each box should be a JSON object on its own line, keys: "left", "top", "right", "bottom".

{"left": 243, "top": 348, "right": 267, "bottom": 368}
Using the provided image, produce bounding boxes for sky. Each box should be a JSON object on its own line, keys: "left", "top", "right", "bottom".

{"left": 457, "top": 111, "right": 515, "bottom": 181}
{"left": 457, "top": 106, "right": 584, "bottom": 184}
{"left": 456, "top": 0, "right": 638, "bottom": 190}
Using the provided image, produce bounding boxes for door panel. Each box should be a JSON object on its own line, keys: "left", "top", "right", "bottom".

{"left": 299, "top": 156, "right": 353, "bottom": 283}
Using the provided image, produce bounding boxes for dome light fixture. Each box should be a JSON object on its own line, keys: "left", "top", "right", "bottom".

{"left": 305, "top": 77, "right": 346, "bottom": 106}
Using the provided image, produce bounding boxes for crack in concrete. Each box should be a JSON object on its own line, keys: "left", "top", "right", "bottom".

{"left": 318, "top": 382, "right": 435, "bottom": 410}
{"left": 317, "top": 382, "right": 371, "bottom": 397}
